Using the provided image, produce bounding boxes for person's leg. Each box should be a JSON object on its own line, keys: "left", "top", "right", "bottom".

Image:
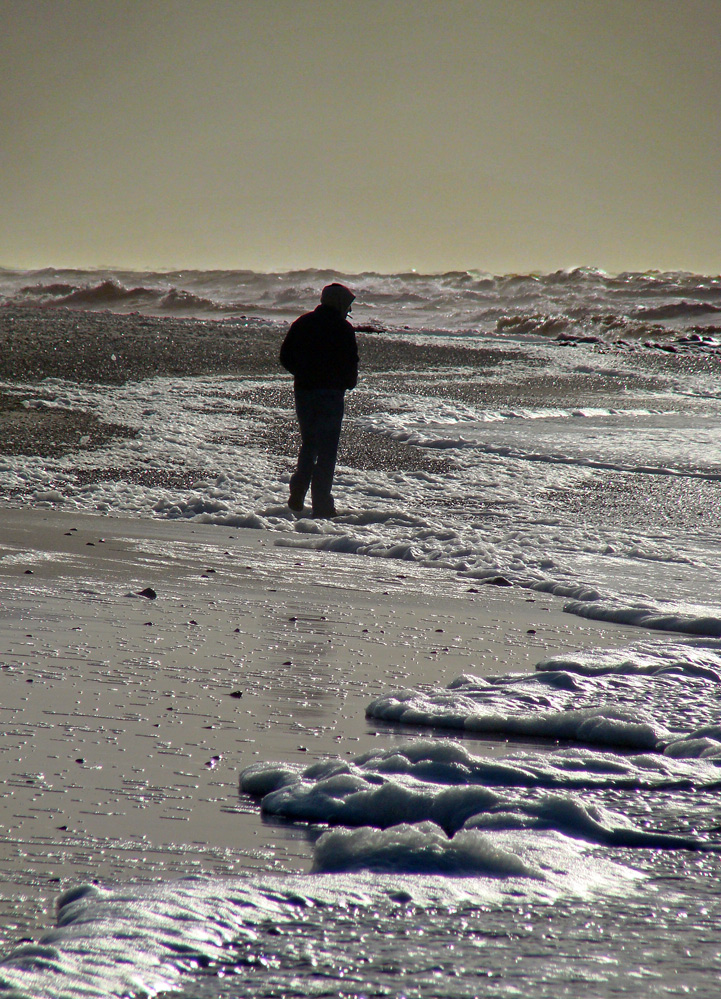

{"left": 288, "top": 389, "right": 318, "bottom": 508}
{"left": 310, "top": 390, "right": 345, "bottom": 516}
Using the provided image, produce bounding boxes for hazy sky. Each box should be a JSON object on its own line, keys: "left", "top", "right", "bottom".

{"left": 2, "top": 0, "right": 720, "bottom": 274}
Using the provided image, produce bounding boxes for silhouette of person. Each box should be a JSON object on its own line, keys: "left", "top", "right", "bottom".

{"left": 280, "top": 283, "right": 358, "bottom": 517}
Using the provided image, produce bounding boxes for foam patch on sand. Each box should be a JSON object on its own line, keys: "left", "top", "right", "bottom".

{"left": 239, "top": 740, "right": 719, "bottom": 847}
{"left": 561, "top": 596, "right": 721, "bottom": 637}
{"left": 366, "top": 642, "right": 721, "bottom": 753}
{"left": 310, "top": 822, "right": 642, "bottom": 890}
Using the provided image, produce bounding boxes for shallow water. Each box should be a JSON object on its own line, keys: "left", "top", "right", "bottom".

{"left": 1, "top": 268, "right": 721, "bottom": 997}
{"left": 1, "top": 840, "right": 720, "bottom": 999}
{"left": 2, "top": 331, "right": 721, "bottom": 635}
{"left": 4, "top": 645, "right": 720, "bottom": 997}
{"left": 168, "top": 866, "right": 721, "bottom": 999}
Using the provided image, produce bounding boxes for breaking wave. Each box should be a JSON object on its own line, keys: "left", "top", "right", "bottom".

{"left": 2, "top": 266, "right": 721, "bottom": 338}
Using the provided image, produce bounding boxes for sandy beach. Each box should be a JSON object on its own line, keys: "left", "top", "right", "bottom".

{"left": 3, "top": 1, "right": 720, "bottom": 988}
{"left": 1, "top": 297, "right": 720, "bottom": 998}
{"left": 0, "top": 505, "right": 643, "bottom": 951}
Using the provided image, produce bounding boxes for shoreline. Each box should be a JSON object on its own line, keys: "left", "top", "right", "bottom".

{"left": 1, "top": 303, "right": 716, "bottom": 967}
{"left": 1, "top": 505, "right": 645, "bottom": 949}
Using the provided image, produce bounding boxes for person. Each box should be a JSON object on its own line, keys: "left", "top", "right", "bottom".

{"left": 279, "top": 283, "right": 358, "bottom": 518}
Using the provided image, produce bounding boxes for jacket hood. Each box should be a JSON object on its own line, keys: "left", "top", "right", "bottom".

{"left": 320, "top": 283, "right": 355, "bottom": 315}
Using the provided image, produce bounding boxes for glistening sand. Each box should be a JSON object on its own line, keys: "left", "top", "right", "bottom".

{"left": 1, "top": 283, "right": 720, "bottom": 996}
{"left": 0, "top": 507, "right": 642, "bottom": 950}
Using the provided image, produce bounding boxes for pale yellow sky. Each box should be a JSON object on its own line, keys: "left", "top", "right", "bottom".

{"left": 2, "top": 0, "right": 720, "bottom": 274}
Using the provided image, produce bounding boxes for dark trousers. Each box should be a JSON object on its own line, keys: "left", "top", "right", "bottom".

{"left": 289, "top": 388, "right": 345, "bottom": 513}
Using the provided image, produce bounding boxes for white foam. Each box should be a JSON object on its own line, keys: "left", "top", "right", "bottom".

{"left": 2, "top": 359, "right": 721, "bottom": 639}
{"left": 536, "top": 640, "right": 721, "bottom": 680}
{"left": 462, "top": 794, "right": 702, "bottom": 849}
{"left": 239, "top": 738, "right": 719, "bottom": 847}
{"left": 367, "top": 645, "right": 721, "bottom": 753}
{"left": 366, "top": 678, "right": 670, "bottom": 750}
{"left": 309, "top": 821, "right": 645, "bottom": 895}
{"left": 312, "top": 820, "right": 544, "bottom": 877}
{"left": 0, "top": 854, "right": 641, "bottom": 999}
{"left": 563, "top": 596, "right": 721, "bottom": 637}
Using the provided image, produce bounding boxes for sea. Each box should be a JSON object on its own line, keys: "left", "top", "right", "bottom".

{"left": 0, "top": 266, "right": 720, "bottom": 997}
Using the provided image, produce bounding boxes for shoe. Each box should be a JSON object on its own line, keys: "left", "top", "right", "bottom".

{"left": 288, "top": 492, "right": 305, "bottom": 512}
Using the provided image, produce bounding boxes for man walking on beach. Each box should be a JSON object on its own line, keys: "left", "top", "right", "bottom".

{"left": 280, "top": 283, "right": 358, "bottom": 518}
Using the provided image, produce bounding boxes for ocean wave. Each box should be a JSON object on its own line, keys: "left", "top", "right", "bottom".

{"left": 18, "top": 281, "right": 76, "bottom": 297}
{"left": 7, "top": 278, "right": 241, "bottom": 314}
{"left": 158, "top": 287, "right": 220, "bottom": 311}
{"left": 2, "top": 266, "right": 721, "bottom": 334}
{"left": 60, "top": 279, "right": 160, "bottom": 306}
{"left": 633, "top": 301, "right": 721, "bottom": 320}
{"left": 496, "top": 314, "right": 570, "bottom": 336}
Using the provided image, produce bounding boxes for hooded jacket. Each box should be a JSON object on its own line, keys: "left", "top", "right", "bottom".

{"left": 280, "top": 304, "right": 359, "bottom": 391}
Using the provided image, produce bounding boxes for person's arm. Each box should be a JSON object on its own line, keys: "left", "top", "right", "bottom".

{"left": 279, "top": 324, "right": 297, "bottom": 373}
{"left": 344, "top": 328, "right": 359, "bottom": 389}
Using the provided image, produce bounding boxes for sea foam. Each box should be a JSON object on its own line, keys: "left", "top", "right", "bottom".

{"left": 239, "top": 737, "right": 720, "bottom": 847}
{"left": 365, "top": 643, "right": 721, "bottom": 754}
{"left": 0, "top": 856, "right": 642, "bottom": 999}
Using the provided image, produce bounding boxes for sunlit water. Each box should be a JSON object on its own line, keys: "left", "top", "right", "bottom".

{"left": 1, "top": 267, "right": 721, "bottom": 997}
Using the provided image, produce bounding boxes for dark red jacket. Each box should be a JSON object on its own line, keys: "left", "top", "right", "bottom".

{"left": 280, "top": 305, "right": 358, "bottom": 390}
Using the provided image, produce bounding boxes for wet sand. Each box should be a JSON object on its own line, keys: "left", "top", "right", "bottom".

{"left": 0, "top": 506, "right": 644, "bottom": 949}
{"left": 0, "top": 306, "right": 660, "bottom": 951}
